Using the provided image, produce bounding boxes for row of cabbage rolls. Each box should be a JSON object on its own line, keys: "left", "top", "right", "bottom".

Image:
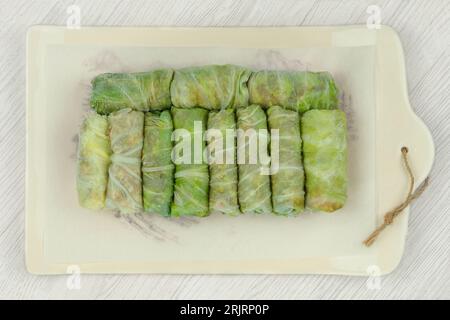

{"left": 78, "top": 65, "right": 347, "bottom": 216}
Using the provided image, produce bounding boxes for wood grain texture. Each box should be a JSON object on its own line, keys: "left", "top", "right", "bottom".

{"left": 0, "top": 0, "right": 448, "bottom": 299}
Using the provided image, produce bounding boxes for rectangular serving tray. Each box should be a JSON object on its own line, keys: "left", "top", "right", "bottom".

{"left": 26, "top": 25, "right": 434, "bottom": 275}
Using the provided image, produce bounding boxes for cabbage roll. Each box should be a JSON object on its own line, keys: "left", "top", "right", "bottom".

{"left": 236, "top": 105, "right": 272, "bottom": 214}
{"left": 142, "top": 111, "right": 174, "bottom": 216}
{"left": 171, "top": 108, "right": 209, "bottom": 217}
{"left": 207, "top": 109, "right": 240, "bottom": 216}
{"left": 267, "top": 106, "right": 304, "bottom": 215}
{"left": 106, "top": 109, "right": 144, "bottom": 214}
{"left": 301, "top": 109, "right": 347, "bottom": 212}
{"left": 170, "top": 64, "right": 252, "bottom": 110}
{"left": 248, "top": 70, "right": 338, "bottom": 113}
{"left": 77, "top": 113, "right": 111, "bottom": 209}
{"left": 90, "top": 69, "right": 173, "bottom": 114}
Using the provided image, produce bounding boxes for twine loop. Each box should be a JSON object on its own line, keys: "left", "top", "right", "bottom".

{"left": 363, "top": 147, "right": 430, "bottom": 247}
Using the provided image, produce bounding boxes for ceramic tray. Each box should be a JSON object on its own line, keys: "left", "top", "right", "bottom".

{"left": 26, "top": 25, "right": 434, "bottom": 275}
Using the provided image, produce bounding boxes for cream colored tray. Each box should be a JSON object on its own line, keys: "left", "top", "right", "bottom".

{"left": 26, "top": 25, "right": 434, "bottom": 275}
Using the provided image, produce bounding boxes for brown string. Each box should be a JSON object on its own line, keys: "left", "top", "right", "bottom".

{"left": 363, "top": 147, "right": 430, "bottom": 247}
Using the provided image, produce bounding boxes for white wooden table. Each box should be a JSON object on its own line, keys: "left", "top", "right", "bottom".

{"left": 0, "top": 0, "right": 448, "bottom": 299}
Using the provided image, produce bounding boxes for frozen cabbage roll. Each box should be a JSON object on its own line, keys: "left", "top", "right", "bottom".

{"left": 301, "top": 109, "right": 347, "bottom": 212}
{"left": 90, "top": 69, "right": 173, "bottom": 114}
{"left": 171, "top": 108, "right": 209, "bottom": 217}
{"left": 248, "top": 70, "right": 338, "bottom": 113}
{"left": 267, "top": 106, "right": 304, "bottom": 215}
{"left": 170, "top": 64, "right": 252, "bottom": 110}
{"left": 236, "top": 105, "right": 272, "bottom": 214}
{"left": 142, "top": 111, "right": 174, "bottom": 216}
{"left": 207, "top": 109, "right": 240, "bottom": 216}
{"left": 106, "top": 109, "right": 144, "bottom": 214}
{"left": 77, "top": 113, "right": 111, "bottom": 209}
